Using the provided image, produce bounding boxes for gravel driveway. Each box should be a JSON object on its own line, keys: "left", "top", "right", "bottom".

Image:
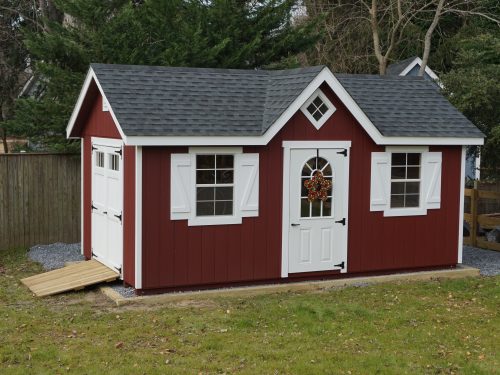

{"left": 462, "top": 246, "right": 500, "bottom": 276}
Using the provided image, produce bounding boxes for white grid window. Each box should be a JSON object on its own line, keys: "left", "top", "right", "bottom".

{"left": 195, "top": 154, "right": 234, "bottom": 216}
{"left": 390, "top": 153, "right": 421, "bottom": 208}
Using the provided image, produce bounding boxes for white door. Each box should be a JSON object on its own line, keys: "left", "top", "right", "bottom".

{"left": 91, "top": 139, "right": 123, "bottom": 272}
{"left": 288, "top": 148, "right": 349, "bottom": 273}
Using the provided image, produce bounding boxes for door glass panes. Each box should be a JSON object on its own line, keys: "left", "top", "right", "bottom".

{"left": 300, "top": 156, "right": 333, "bottom": 218}
{"left": 95, "top": 151, "right": 104, "bottom": 168}
{"left": 109, "top": 154, "right": 120, "bottom": 171}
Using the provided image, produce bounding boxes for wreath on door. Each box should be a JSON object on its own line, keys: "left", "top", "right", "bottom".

{"left": 304, "top": 171, "right": 332, "bottom": 202}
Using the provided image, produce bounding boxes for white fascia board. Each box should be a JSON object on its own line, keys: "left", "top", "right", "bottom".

{"left": 66, "top": 67, "right": 128, "bottom": 142}
{"left": 399, "top": 56, "right": 440, "bottom": 82}
{"left": 381, "top": 137, "right": 484, "bottom": 146}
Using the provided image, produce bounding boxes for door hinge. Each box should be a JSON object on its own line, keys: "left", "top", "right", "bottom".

{"left": 335, "top": 218, "right": 346, "bottom": 226}
{"left": 91, "top": 144, "right": 97, "bottom": 151}
{"left": 337, "top": 149, "right": 347, "bottom": 157}
{"left": 114, "top": 147, "right": 122, "bottom": 157}
{"left": 91, "top": 202, "right": 97, "bottom": 211}
{"left": 334, "top": 261, "right": 345, "bottom": 269}
{"left": 114, "top": 212, "right": 122, "bottom": 222}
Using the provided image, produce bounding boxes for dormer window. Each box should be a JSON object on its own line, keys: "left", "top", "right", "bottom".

{"left": 300, "top": 88, "right": 336, "bottom": 129}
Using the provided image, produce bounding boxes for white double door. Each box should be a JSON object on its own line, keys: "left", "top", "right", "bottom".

{"left": 288, "top": 148, "right": 349, "bottom": 274}
{"left": 91, "top": 138, "right": 123, "bottom": 272}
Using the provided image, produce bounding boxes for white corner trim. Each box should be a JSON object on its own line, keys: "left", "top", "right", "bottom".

{"left": 458, "top": 146, "right": 466, "bottom": 263}
{"left": 300, "top": 88, "right": 336, "bottom": 130}
{"left": 383, "top": 207, "right": 428, "bottom": 217}
{"left": 135, "top": 146, "right": 143, "bottom": 289}
{"left": 399, "top": 56, "right": 440, "bottom": 82}
{"left": 81, "top": 139, "right": 84, "bottom": 256}
{"left": 102, "top": 97, "right": 109, "bottom": 112}
{"left": 66, "top": 67, "right": 128, "bottom": 142}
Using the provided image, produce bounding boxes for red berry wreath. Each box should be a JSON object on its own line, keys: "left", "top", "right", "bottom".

{"left": 304, "top": 171, "right": 332, "bottom": 202}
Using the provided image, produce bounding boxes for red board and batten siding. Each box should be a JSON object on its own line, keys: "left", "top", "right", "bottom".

{"left": 140, "top": 83, "right": 461, "bottom": 290}
{"left": 80, "top": 94, "right": 135, "bottom": 286}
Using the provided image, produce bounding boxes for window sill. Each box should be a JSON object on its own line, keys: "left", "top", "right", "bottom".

{"left": 188, "top": 215, "right": 242, "bottom": 226}
{"left": 383, "top": 207, "right": 427, "bottom": 217}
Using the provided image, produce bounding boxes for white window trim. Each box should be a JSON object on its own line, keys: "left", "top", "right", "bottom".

{"left": 300, "top": 88, "right": 336, "bottom": 130}
{"left": 383, "top": 146, "right": 428, "bottom": 217}
{"left": 188, "top": 147, "right": 243, "bottom": 226}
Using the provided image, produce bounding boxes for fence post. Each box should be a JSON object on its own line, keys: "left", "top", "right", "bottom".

{"left": 470, "top": 182, "right": 478, "bottom": 247}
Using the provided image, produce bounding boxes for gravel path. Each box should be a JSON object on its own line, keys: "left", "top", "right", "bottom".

{"left": 28, "top": 243, "right": 85, "bottom": 270}
{"left": 462, "top": 246, "right": 500, "bottom": 276}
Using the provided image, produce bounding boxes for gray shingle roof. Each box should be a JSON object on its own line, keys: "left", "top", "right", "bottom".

{"left": 336, "top": 74, "right": 483, "bottom": 138}
{"left": 89, "top": 63, "right": 483, "bottom": 140}
{"left": 91, "top": 63, "right": 323, "bottom": 137}
{"left": 386, "top": 56, "right": 418, "bottom": 75}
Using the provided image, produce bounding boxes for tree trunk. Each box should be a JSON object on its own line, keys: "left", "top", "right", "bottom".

{"left": 0, "top": 125, "right": 8, "bottom": 154}
{"left": 369, "top": 0, "right": 387, "bottom": 75}
{"left": 419, "top": 0, "right": 445, "bottom": 76}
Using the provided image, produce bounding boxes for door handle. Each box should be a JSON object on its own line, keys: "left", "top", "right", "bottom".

{"left": 291, "top": 223, "right": 300, "bottom": 226}
{"left": 102, "top": 211, "right": 107, "bottom": 215}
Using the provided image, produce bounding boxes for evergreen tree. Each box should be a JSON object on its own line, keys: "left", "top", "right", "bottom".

{"left": 7, "top": 0, "right": 318, "bottom": 151}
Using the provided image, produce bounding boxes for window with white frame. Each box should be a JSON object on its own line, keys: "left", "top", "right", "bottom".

{"left": 195, "top": 154, "right": 234, "bottom": 216}
{"left": 370, "top": 148, "right": 442, "bottom": 217}
{"left": 95, "top": 151, "right": 105, "bottom": 168}
{"left": 390, "top": 153, "right": 420, "bottom": 208}
{"left": 300, "top": 88, "right": 336, "bottom": 130}
{"left": 170, "top": 148, "right": 259, "bottom": 226}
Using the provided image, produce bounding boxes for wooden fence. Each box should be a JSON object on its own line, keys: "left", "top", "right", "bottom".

{"left": 0, "top": 153, "right": 81, "bottom": 251}
{"left": 464, "top": 187, "right": 500, "bottom": 252}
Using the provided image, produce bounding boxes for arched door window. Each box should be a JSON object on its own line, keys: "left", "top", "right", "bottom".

{"left": 301, "top": 156, "right": 333, "bottom": 218}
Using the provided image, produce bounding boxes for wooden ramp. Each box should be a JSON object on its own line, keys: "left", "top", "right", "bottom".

{"left": 21, "top": 260, "right": 119, "bottom": 297}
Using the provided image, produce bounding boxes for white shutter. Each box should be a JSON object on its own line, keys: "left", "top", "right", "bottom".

{"left": 422, "top": 152, "right": 442, "bottom": 210}
{"left": 235, "top": 153, "right": 259, "bottom": 217}
{"left": 170, "top": 154, "right": 192, "bottom": 220}
{"left": 370, "top": 152, "right": 390, "bottom": 211}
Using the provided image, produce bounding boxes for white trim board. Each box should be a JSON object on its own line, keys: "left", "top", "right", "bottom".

{"left": 399, "top": 56, "right": 440, "bottom": 82}
{"left": 67, "top": 66, "right": 483, "bottom": 147}
{"left": 135, "top": 146, "right": 143, "bottom": 289}
{"left": 458, "top": 146, "right": 466, "bottom": 264}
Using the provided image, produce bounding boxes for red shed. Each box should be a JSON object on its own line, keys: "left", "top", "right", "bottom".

{"left": 67, "top": 64, "right": 484, "bottom": 293}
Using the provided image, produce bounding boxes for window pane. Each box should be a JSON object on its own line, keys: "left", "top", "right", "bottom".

{"left": 405, "top": 194, "right": 419, "bottom": 207}
{"left": 391, "top": 153, "right": 406, "bottom": 166}
{"left": 406, "top": 182, "right": 420, "bottom": 194}
{"left": 196, "top": 201, "right": 214, "bottom": 216}
{"left": 311, "top": 200, "right": 321, "bottom": 217}
{"left": 313, "top": 96, "right": 323, "bottom": 107}
{"left": 391, "top": 167, "right": 406, "bottom": 179}
{"left": 215, "top": 187, "right": 233, "bottom": 200}
{"left": 390, "top": 195, "right": 404, "bottom": 208}
{"left": 197, "top": 187, "right": 214, "bottom": 201}
{"left": 306, "top": 103, "right": 316, "bottom": 114}
{"left": 391, "top": 182, "right": 405, "bottom": 194}
{"left": 407, "top": 167, "right": 420, "bottom": 179}
{"left": 322, "top": 164, "right": 332, "bottom": 176}
{"left": 323, "top": 197, "right": 332, "bottom": 216}
{"left": 109, "top": 154, "right": 119, "bottom": 171}
{"left": 407, "top": 153, "right": 420, "bottom": 166}
{"left": 302, "top": 162, "right": 313, "bottom": 176}
{"left": 301, "top": 198, "right": 310, "bottom": 217}
{"left": 316, "top": 157, "right": 328, "bottom": 171}
{"left": 96, "top": 152, "right": 104, "bottom": 168}
{"left": 196, "top": 170, "right": 215, "bottom": 184}
{"left": 216, "top": 170, "right": 234, "bottom": 184}
{"left": 301, "top": 178, "right": 308, "bottom": 197}
{"left": 312, "top": 111, "right": 323, "bottom": 121}
{"left": 318, "top": 103, "right": 329, "bottom": 114}
{"left": 216, "top": 155, "right": 233, "bottom": 169}
{"left": 215, "top": 201, "right": 233, "bottom": 215}
{"left": 196, "top": 155, "right": 215, "bottom": 169}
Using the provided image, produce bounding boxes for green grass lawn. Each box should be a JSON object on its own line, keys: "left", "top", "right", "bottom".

{"left": 1, "top": 248, "right": 499, "bottom": 375}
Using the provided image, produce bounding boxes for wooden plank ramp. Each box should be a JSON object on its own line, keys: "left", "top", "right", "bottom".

{"left": 21, "top": 260, "right": 119, "bottom": 297}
